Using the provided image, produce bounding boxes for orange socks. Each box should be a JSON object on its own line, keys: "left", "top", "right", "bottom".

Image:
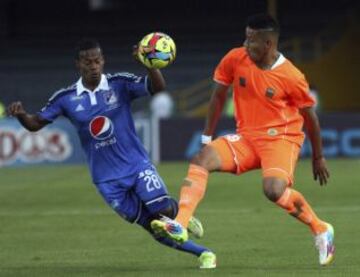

{"left": 175, "top": 164, "right": 209, "bottom": 228}
{"left": 276, "top": 188, "right": 327, "bottom": 235}
{"left": 175, "top": 164, "right": 327, "bottom": 235}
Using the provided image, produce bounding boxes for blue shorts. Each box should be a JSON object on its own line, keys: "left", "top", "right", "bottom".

{"left": 96, "top": 165, "right": 170, "bottom": 224}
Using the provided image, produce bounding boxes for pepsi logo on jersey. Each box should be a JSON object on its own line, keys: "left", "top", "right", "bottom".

{"left": 89, "top": 116, "right": 114, "bottom": 140}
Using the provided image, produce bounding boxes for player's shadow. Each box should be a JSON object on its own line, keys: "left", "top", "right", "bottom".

{"left": 1, "top": 264, "right": 208, "bottom": 276}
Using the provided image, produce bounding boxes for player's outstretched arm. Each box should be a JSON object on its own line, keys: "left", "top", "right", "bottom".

{"left": 7, "top": 101, "right": 48, "bottom": 132}
{"left": 146, "top": 68, "right": 166, "bottom": 94}
{"left": 300, "top": 107, "right": 330, "bottom": 185}
{"left": 202, "top": 83, "right": 229, "bottom": 141}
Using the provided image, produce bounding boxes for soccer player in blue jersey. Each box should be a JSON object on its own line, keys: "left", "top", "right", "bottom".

{"left": 7, "top": 38, "right": 216, "bottom": 269}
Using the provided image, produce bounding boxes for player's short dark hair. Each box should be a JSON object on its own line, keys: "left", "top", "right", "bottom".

{"left": 75, "top": 38, "right": 102, "bottom": 59}
{"left": 246, "top": 14, "right": 280, "bottom": 34}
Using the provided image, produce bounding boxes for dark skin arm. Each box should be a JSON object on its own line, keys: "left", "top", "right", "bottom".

{"left": 300, "top": 107, "right": 330, "bottom": 185}
{"left": 146, "top": 68, "right": 166, "bottom": 95}
{"left": 203, "top": 83, "right": 229, "bottom": 137}
{"left": 7, "top": 101, "right": 49, "bottom": 132}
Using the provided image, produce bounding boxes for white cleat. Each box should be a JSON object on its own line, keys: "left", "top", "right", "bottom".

{"left": 315, "top": 223, "right": 335, "bottom": 266}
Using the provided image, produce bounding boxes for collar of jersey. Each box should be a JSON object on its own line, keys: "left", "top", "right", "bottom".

{"left": 76, "top": 74, "right": 109, "bottom": 96}
{"left": 270, "top": 53, "right": 286, "bottom": 70}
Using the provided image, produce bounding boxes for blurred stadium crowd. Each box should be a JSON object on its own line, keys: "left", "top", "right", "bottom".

{"left": 0, "top": 0, "right": 359, "bottom": 114}
{"left": 0, "top": 0, "right": 359, "bottom": 165}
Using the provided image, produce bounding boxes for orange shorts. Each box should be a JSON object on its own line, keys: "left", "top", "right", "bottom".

{"left": 209, "top": 134, "right": 301, "bottom": 185}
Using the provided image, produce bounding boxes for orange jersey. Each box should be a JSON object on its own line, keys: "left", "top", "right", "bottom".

{"left": 214, "top": 47, "right": 315, "bottom": 146}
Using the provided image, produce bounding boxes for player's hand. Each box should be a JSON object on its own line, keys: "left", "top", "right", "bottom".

{"left": 133, "top": 43, "right": 152, "bottom": 60}
{"left": 133, "top": 44, "right": 156, "bottom": 69}
{"left": 132, "top": 44, "right": 141, "bottom": 62}
{"left": 312, "top": 157, "right": 330, "bottom": 186}
{"left": 7, "top": 101, "right": 26, "bottom": 117}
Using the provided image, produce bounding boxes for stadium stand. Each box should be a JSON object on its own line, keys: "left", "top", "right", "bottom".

{"left": 0, "top": 0, "right": 358, "bottom": 113}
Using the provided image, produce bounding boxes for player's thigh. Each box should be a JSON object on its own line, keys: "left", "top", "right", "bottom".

{"left": 134, "top": 165, "right": 171, "bottom": 214}
{"left": 96, "top": 181, "right": 142, "bottom": 223}
{"left": 257, "top": 140, "right": 301, "bottom": 185}
{"left": 210, "top": 134, "right": 260, "bottom": 174}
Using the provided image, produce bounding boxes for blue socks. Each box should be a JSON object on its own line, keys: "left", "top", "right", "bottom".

{"left": 154, "top": 235, "right": 210, "bottom": 257}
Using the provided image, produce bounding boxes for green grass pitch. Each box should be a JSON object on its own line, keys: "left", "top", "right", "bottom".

{"left": 0, "top": 159, "right": 359, "bottom": 276}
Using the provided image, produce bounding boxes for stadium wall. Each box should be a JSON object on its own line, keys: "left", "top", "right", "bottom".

{"left": 0, "top": 118, "right": 153, "bottom": 167}
{"left": 1, "top": 113, "right": 359, "bottom": 167}
{"left": 159, "top": 114, "right": 360, "bottom": 161}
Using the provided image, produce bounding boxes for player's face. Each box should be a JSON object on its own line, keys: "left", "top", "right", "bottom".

{"left": 77, "top": 48, "right": 105, "bottom": 86}
{"left": 243, "top": 27, "right": 268, "bottom": 63}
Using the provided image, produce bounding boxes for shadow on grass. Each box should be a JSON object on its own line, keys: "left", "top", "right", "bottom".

{"left": 0, "top": 264, "right": 208, "bottom": 277}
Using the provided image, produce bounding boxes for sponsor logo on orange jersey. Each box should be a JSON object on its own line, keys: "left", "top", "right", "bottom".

{"left": 239, "top": 77, "right": 246, "bottom": 87}
{"left": 265, "top": 87, "right": 276, "bottom": 98}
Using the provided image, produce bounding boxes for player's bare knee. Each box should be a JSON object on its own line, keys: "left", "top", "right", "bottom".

{"left": 191, "top": 145, "right": 220, "bottom": 172}
{"left": 262, "top": 177, "right": 287, "bottom": 202}
{"left": 191, "top": 147, "right": 209, "bottom": 166}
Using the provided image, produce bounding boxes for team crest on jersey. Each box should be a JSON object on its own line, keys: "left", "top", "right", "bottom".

{"left": 267, "top": 128, "right": 278, "bottom": 136}
{"left": 103, "top": 90, "right": 118, "bottom": 105}
{"left": 265, "top": 87, "right": 276, "bottom": 98}
{"left": 89, "top": 116, "right": 114, "bottom": 140}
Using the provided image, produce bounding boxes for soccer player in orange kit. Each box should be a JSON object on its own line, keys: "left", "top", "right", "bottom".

{"left": 151, "top": 14, "right": 334, "bottom": 266}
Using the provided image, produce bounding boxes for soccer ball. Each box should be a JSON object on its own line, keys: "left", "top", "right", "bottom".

{"left": 137, "top": 32, "right": 176, "bottom": 69}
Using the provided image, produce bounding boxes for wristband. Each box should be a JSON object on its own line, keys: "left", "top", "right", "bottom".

{"left": 201, "top": 135, "right": 212, "bottom": 144}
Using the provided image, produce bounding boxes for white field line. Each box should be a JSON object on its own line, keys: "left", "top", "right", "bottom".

{"left": 0, "top": 206, "right": 359, "bottom": 217}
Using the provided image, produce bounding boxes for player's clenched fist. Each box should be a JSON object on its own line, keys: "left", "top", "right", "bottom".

{"left": 7, "top": 101, "right": 26, "bottom": 117}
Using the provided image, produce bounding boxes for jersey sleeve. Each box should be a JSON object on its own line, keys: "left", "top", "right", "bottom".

{"left": 287, "top": 73, "right": 315, "bottom": 109}
{"left": 115, "top": 72, "right": 151, "bottom": 101}
{"left": 127, "top": 75, "right": 151, "bottom": 101}
{"left": 213, "top": 49, "right": 236, "bottom": 86}
{"left": 37, "top": 91, "right": 64, "bottom": 122}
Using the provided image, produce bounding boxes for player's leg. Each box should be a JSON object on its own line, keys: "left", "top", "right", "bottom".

{"left": 152, "top": 134, "right": 260, "bottom": 243}
{"left": 259, "top": 140, "right": 334, "bottom": 265}
{"left": 262, "top": 177, "right": 329, "bottom": 233}
{"left": 175, "top": 134, "right": 259, "bottom": 228}
{"left": 263, "top": 177, "right": 335, "bottom": 265}
{"left": 96, "top": 180, "right": 142, "bottom": 223}
{"left": 133, "top": 188, "right": 216, "bottom": 268}
{"left": 96, "top": 179, "right": 216, "bottom": 268}
{"left": 134, "top": 166, "right": 215, "bottom": 263}
{"left": 137, "top": 208, "right": 216, "bottom": 268}
{"left": 150, "top": 138, "right": 229, "bottom": 243}
{"left": 146, "top": 196, "right": 204, "bottom": 239}
{"left": 174, "top": 137, "right": 235, "bottom": 228}
{"left": 154, "top": 236, "right": 216, "bottom": 269}
{"left": 96, "top": 178, "right": 198, "bottom": 242}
